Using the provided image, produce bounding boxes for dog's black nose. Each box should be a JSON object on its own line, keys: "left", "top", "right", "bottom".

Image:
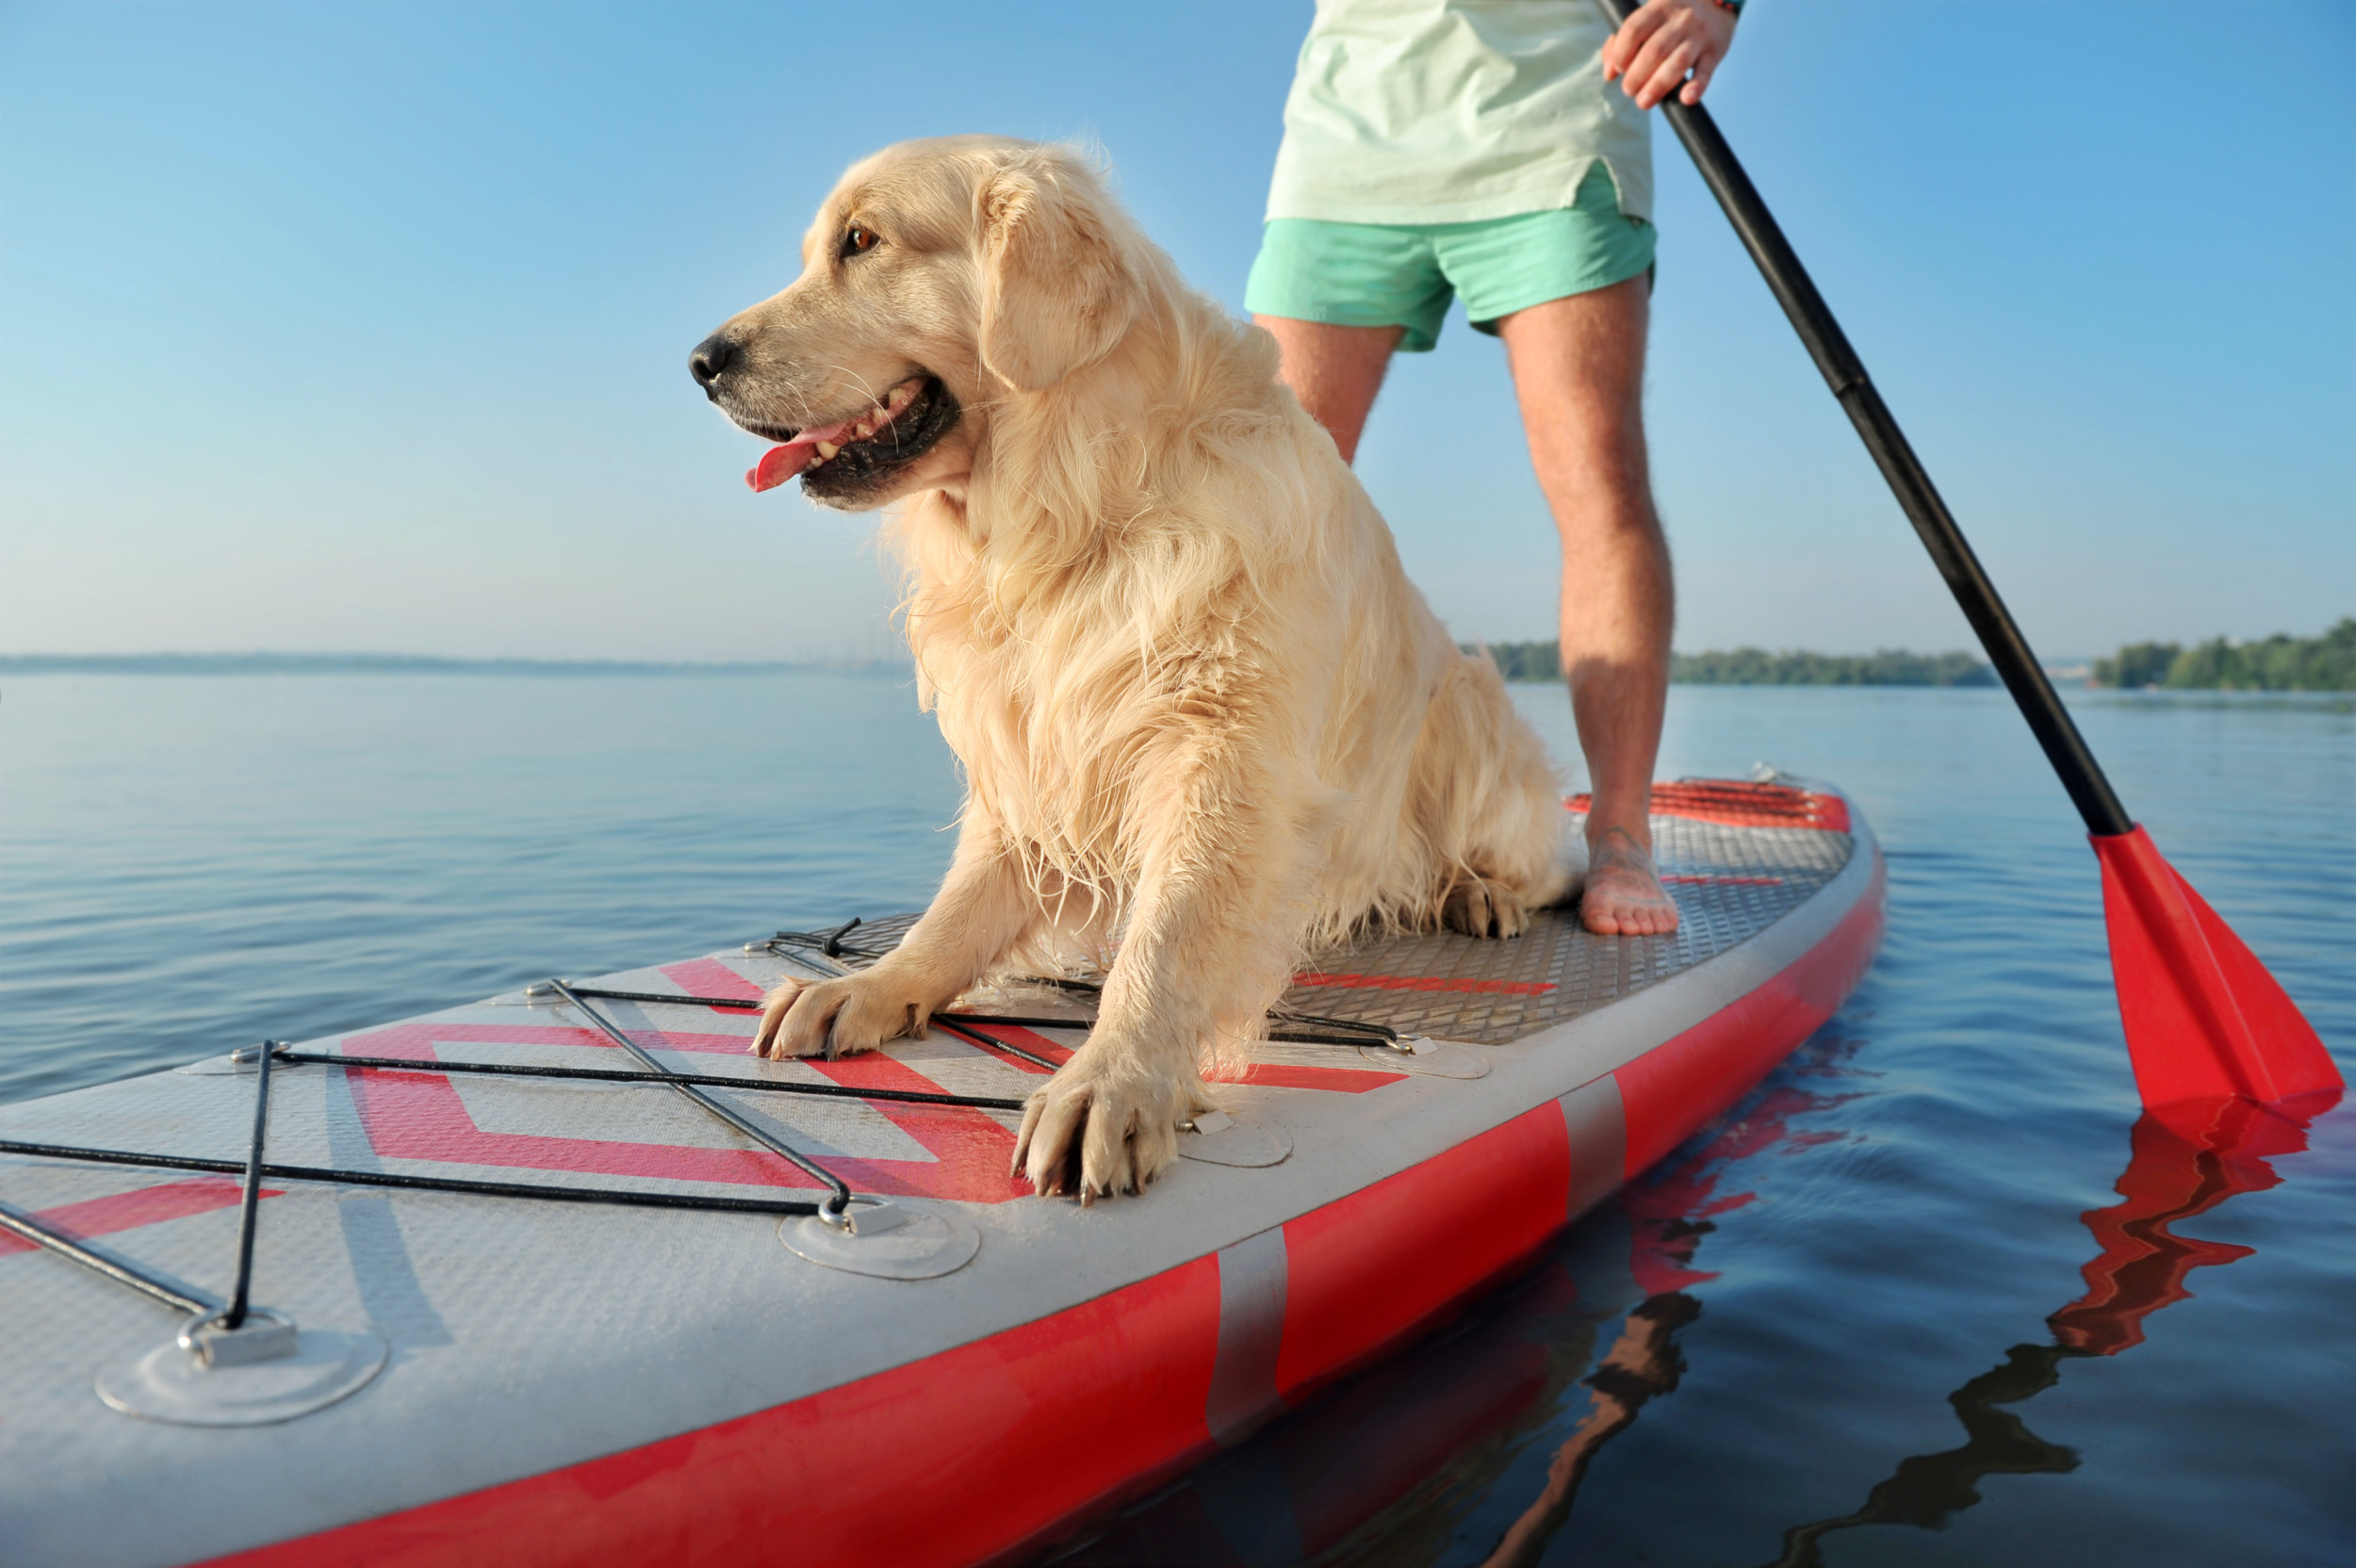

{"left": 689, "top": 334, "right": 738, "bottom": 389}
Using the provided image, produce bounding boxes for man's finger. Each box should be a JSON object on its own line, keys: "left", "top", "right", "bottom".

{"left": 1602, "top": 3, "right": 1666, "bottom": 78}
{"left": 1636, "top": 41, "right": 1700, "bottom": 109}
{"left": 1680, "top": 48, "right": 1721, "bottom": 105}
{"left": 1617, "top": 29, "right": 1668, "bottom": 97}
{"left": 1622, "top": 22, "right": 1695, "bottom": 105}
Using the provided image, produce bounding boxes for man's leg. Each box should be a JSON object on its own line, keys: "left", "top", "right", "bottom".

{"left": 1252, "top": 317, "right": 1404, "bottom": 466}
{"left": 1496, "top": 279, "right": 1679, "bottom": 937}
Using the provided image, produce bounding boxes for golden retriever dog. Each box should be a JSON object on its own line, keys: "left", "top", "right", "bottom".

{"left": 689, "top": 137, "right": 1572, "bottom": 1201}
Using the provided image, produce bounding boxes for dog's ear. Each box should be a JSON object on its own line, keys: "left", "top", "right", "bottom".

{"left": 976, "top": 162, "right": 1140, "bottom": 394}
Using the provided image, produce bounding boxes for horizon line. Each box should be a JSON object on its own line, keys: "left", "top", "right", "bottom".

{"left": 0, "top": 652, "right": 911, "bottom": 676}
{"left": 0, "top": 646, "right": 2045, "bottom": 676}
{"left": 3, "top": 645, "right": 2007, "bottom": 661}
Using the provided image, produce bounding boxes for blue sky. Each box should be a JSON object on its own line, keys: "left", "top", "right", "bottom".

{"left": 2, "top": 1, "right": 2348, "bottom": 662}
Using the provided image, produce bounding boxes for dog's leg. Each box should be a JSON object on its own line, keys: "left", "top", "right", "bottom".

{"left": 1417, "top": 649, "right": 1575, "bottom": 939}
{"left": 755, "top": 810, "right": 1031, "bottom": 1059}
{"left": 1012, "top": 742, "right": 1313, "bottom": 1201}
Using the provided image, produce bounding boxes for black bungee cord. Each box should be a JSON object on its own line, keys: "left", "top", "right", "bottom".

{"left": 221, "top": 1033, "right": 277, "bottom": 1330}
{"left": 546, "top": 979, "right": 861, "bottom": 1223}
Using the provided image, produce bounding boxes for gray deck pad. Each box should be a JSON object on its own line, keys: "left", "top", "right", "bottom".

{"left": 821, "top": 812, "right": 1856, "bottom": 1046}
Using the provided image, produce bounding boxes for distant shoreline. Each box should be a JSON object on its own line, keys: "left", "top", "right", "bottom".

{"left": 1473, "top": 641, "right": 1999, "bottom": 688}
{"left": 1471, "top": 622, "right": 2354, "bottom": 692}
{"left": 2088, "top": 618, "right": 2352, "bottom": 693}
{"left": 0, "top": 653, "right": 908, "bottom": 678}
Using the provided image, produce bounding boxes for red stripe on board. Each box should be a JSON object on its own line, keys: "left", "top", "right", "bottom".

{"left": 657, "top": 958, "right": 767, "bottom": 1012}
{"left": 801, "top": 1050, "right": 1032, "bottom": 1204}
{"left": 1567, "top": 780, "right": 1853, "bottom": 834}
{"left": 345, "top": 1065, "right": 839, "bottom": 1189}
{"left": 1615, "top": 849, "right": 1887, "bottom": 1177}
{"left": 1291, "top": 973, "right": 1555, "bottom": 996}
{"left": 1224, "top": 1064, "right": 1404, "bottom": 1093}
{"left": 957, "top": 1024, "right": 1406, "bottom": 1095}
{"left": 1273, "top": 1102, "right": 1571, "bottom": 1405}
{"left": 335, "top": 1022, "right": 1031, "bottom": 1203}
{"left": 953, "top": 1021, "right": 1072, "bottom": 1072}
{"left": 199, "top": 1257, "right": 1225, "bottom": 1568}
{"left": 350, "top": 1021, "right": 757, "bottom": 1060}
{"left": 0, "top": 1179, "right": 279, "bottom": 1255}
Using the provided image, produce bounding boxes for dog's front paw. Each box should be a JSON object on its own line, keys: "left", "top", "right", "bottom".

{"left": 1443, "top": 874, "right": 1530, "bottom": 939}
{"left": 752, "top": 972, "right": 927, "bottom": 1059}
{"left": 1011, "top": 1051, "right": 1192, "bottom": 1203}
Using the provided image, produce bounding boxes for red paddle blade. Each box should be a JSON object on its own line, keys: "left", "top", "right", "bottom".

{"left": 2094, "top": 825, "right": 2341, "bottom": 1123}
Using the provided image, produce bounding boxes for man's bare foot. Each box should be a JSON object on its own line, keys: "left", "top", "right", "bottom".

{"left": 1580, "top": 825, "right": 1680, "bottom": 936}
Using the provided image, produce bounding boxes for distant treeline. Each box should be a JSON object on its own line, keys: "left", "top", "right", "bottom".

{"left": 2090, "top": 619, "right": 2355, "bottom": 691}
{"left": 1474, "top": 641, "right": 1996, "bottom": 687}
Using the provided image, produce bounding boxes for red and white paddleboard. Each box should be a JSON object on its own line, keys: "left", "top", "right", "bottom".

{"left": 0, "top": 779, "right": 1882, "bottom": 1568}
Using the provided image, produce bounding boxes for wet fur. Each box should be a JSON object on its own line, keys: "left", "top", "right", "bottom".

{"left": 698, "top": 137, "right": 1572, "bottom": 1200}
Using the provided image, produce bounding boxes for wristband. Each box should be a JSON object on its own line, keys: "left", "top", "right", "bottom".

{"left": 1712, "top": 0, "right": 1743, "bottom": 13}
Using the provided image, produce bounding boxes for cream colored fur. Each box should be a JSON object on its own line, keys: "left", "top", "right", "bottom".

{"left": 704, "top": 137, "right": 1571, "bottom": 1200}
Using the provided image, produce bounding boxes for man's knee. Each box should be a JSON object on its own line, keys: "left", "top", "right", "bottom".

{"left": 1537, "top": 442, "right": 1658, "bottom": 533}
{"left": 1521, "top": 377, "right": 1649, "bottom": 507}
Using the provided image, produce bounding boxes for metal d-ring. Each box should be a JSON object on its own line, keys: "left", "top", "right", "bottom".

{"left": 177, "top": 1304, "right": 299, "bottom": 1368}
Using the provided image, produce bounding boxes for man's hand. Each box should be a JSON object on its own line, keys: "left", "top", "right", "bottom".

{"left": 1601, "top": 0, "right": 1738, "bottom": 110}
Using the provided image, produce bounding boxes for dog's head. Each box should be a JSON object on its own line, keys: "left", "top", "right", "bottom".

{"left": 689, "top": 136, "right": 1146, "bottom": 511}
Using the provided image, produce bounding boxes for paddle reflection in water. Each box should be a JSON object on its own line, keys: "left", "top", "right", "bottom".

{"left": 1767, "top": 1088, "right": 2340, "bottom": 1568}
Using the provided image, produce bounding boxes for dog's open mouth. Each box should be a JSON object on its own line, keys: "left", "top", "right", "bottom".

{"left": 743, "top": 374, "right": 958, "bottom": 497}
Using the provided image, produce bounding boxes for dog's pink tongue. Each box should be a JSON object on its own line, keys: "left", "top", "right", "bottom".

{"left": 747, "top": 442, "right": 815, "bottom": 492}
{"left": 744, "top": 416, "right": 861, "bottom": 494}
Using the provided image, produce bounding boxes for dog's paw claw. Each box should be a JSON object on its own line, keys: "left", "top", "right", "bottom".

{"left": 1013, "top": 1054, "right": 1186, "bottom": 1201}
{"left": 1442, "top": 875, "right": 1529, "bottom": 939}
{"left": 752, "top": 972, "right": 930, "bottom": 1060}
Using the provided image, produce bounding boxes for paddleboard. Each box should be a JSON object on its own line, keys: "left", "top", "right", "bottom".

{"left": 0, "top": 777, "right": 1882, "bottom": 1568}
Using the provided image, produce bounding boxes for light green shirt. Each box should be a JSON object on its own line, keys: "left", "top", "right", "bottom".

{"left": 1266, "top": 0, "right": 1653, "bottom": 226}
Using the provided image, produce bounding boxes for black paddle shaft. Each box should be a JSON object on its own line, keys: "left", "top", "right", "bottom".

{"left": 1592, "top": 0, "right": 2134, "bottom": 837}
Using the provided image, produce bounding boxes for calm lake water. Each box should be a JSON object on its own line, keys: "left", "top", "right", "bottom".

{"left": 4, "top": 671, "right": 2350, "bottom": 1566}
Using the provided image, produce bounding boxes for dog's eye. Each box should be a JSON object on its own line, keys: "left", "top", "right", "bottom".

{"left": 840, "top": 224, "right": 880, "bottom": 259}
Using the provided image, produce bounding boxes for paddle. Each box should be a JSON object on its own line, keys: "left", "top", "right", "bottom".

{"left": 1594, "top": 0, "right": 2340, "bottom": 1125}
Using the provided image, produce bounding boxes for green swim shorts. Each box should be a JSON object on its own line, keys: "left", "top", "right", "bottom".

{"left": 1244, "top": 166, "right": 1655, "bottom": 352}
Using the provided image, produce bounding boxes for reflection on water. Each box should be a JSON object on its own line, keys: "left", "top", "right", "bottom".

{"left": 2049, "top": 1094, "right": 2333, "bottom": 1356}
{"left": 1768, "top": 1090, "right": 2340, "bottom": 1567}
{"left": 1478, "top": 1292, "right": 1702, "bottom": 1568}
